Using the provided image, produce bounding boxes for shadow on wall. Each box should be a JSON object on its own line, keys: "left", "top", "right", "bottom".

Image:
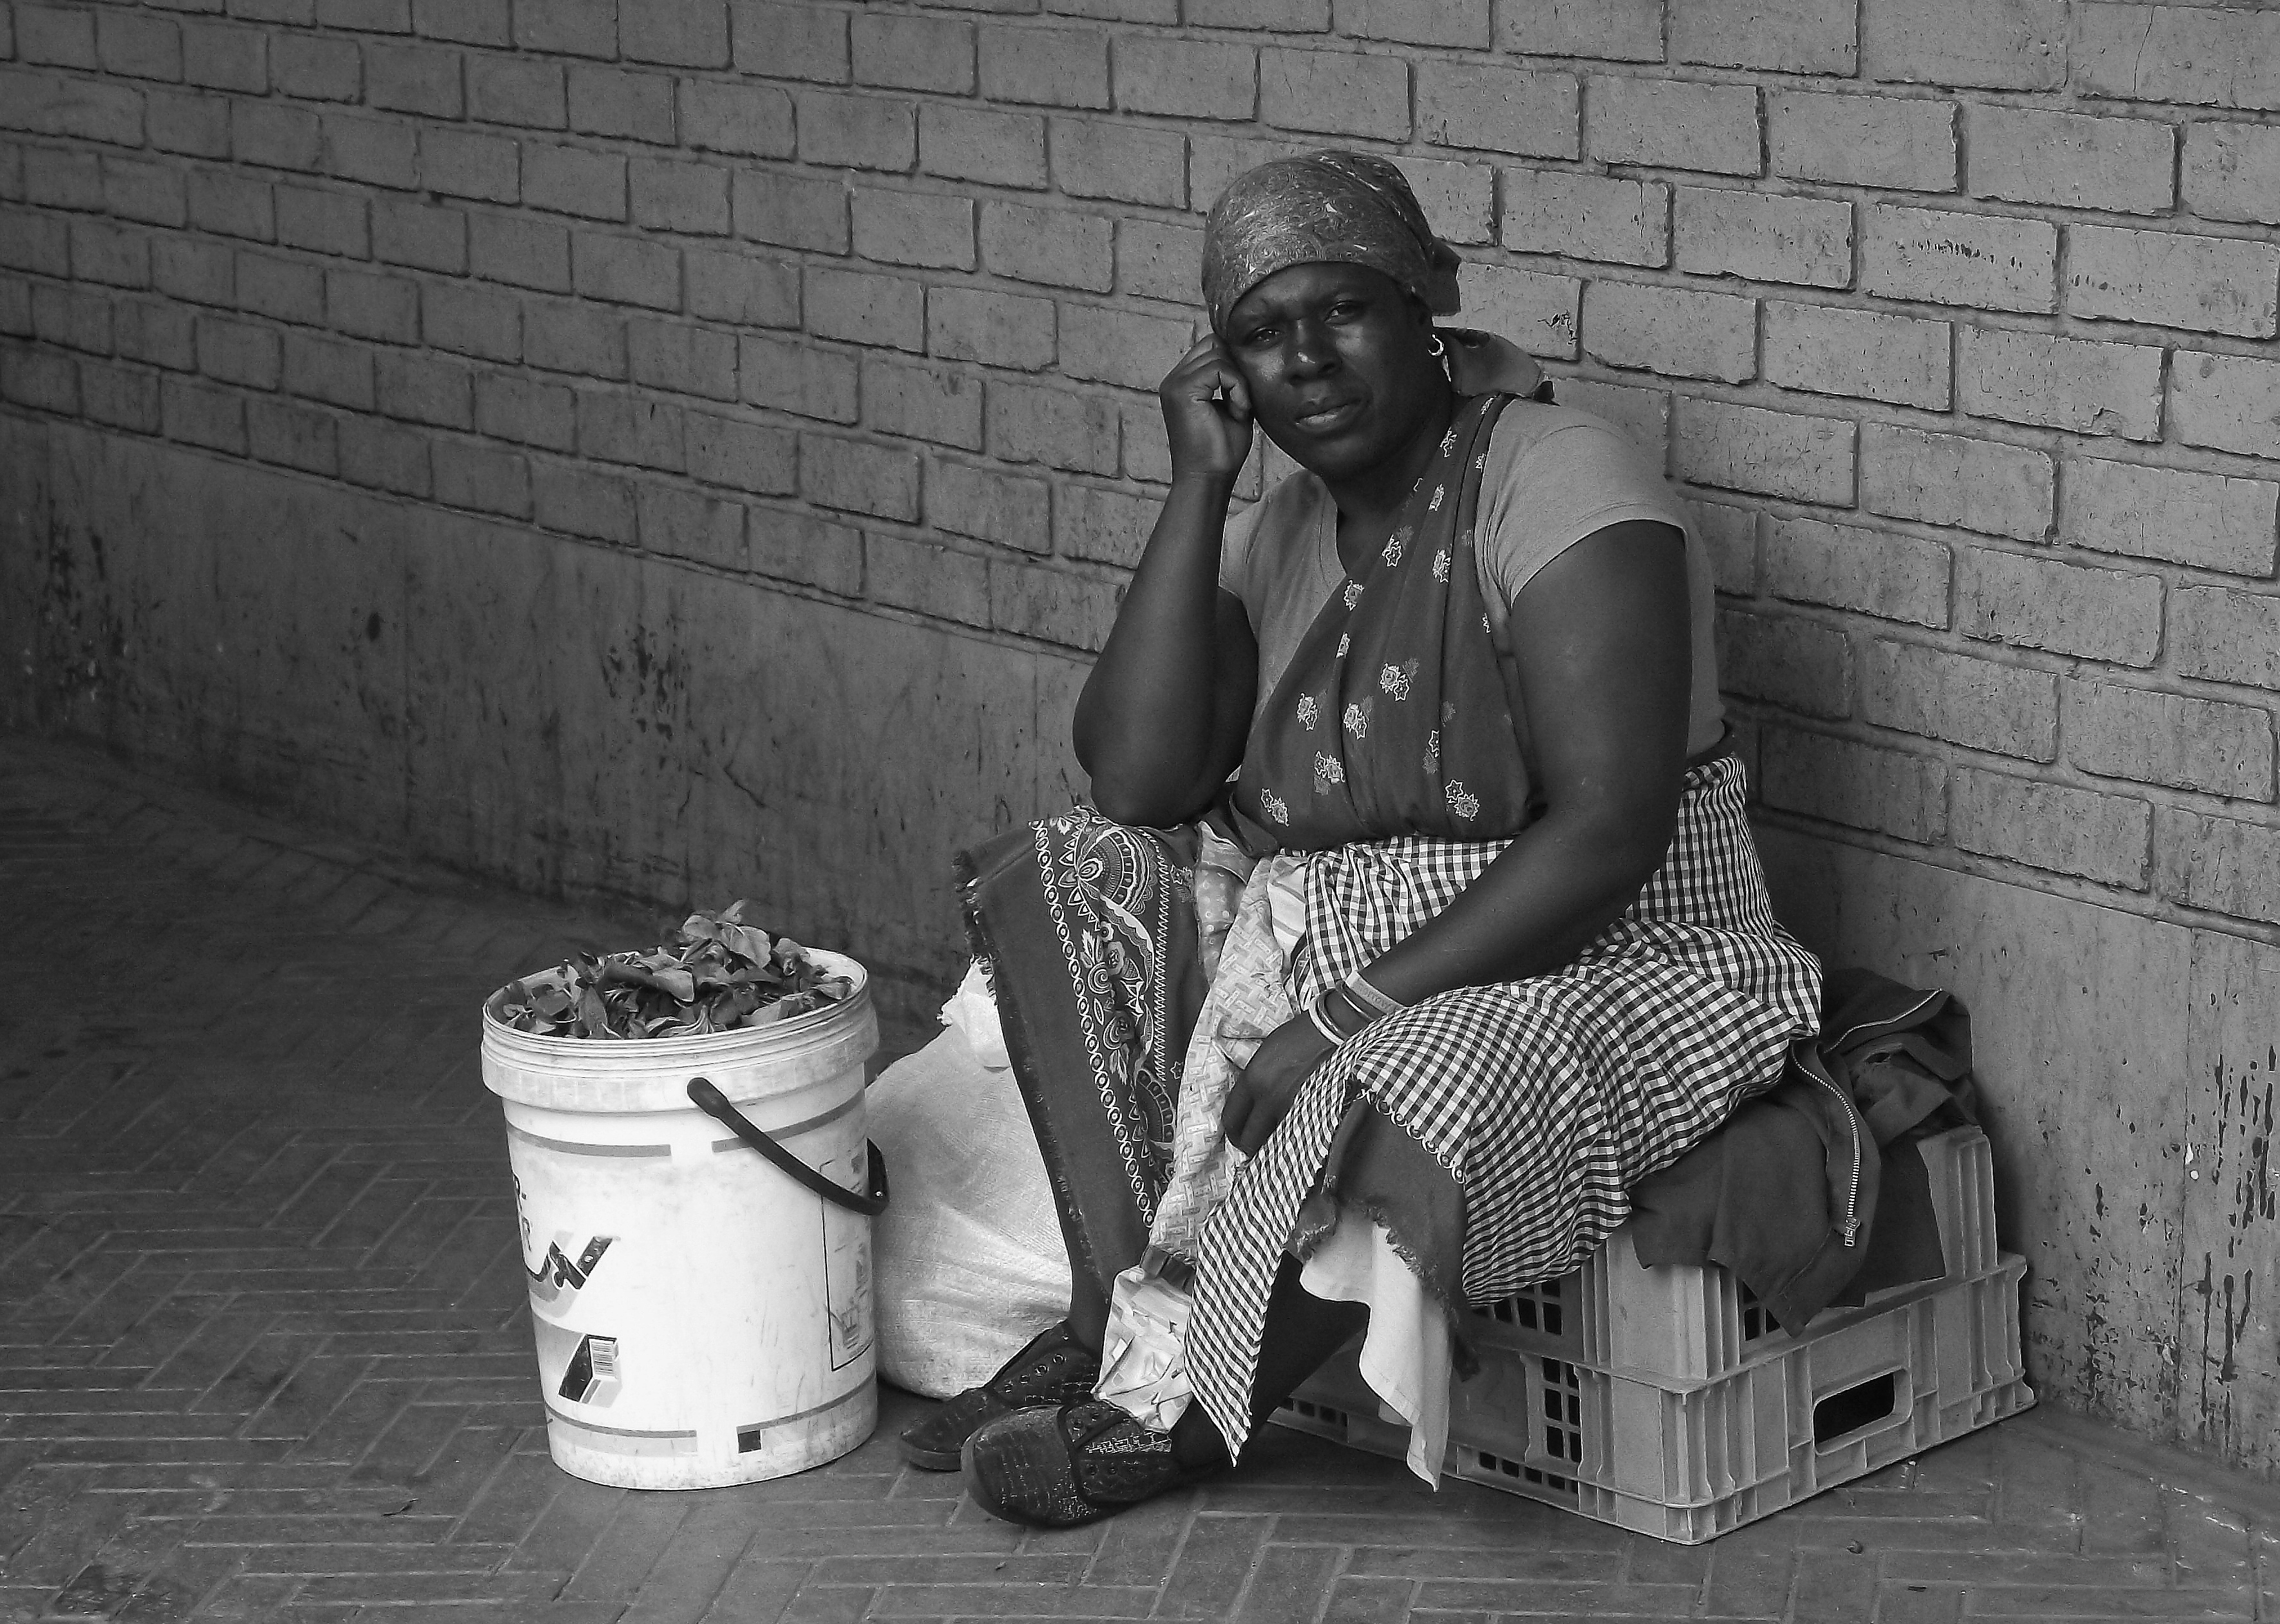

{"left": 0, "top": 414, "right": 1087, "bottom": 1034}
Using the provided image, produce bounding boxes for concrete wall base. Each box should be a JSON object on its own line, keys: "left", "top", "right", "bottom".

{"left": 1762, "top": 829, "right": 2280, "bottom": 1471}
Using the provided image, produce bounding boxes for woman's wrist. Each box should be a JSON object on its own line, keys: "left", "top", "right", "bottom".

{"left": 1306, "top": 985, "right": 1374, "bottom": 1047}
{"left": 1325, "top": 985, "right": 1374, "bottom": 1032}
{"left": 1168, "top": 469, "right": 1240, "bottom": 501}
{"left": 1300, "top": 967, "right": 1418, "bottom": 1051}
{"left": 1343, "top": 968, "right": 1406, "bottom": 1018}
{"left": 1302, "top": 997, "right": 1347, "bottom": 1048}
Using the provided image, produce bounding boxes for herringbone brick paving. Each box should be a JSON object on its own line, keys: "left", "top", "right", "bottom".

{"left": 1, "top": 735, "right": 2275, "bottom": 1623}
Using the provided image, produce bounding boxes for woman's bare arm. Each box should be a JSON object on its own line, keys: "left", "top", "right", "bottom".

{"left": 1362, "top": 518, "right": 1693, "bottom": 996}
{"left": 1074, "top": 338, "right": 1263, "bottom": 826}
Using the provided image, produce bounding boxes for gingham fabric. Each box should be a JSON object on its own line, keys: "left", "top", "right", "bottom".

{"left": 1185, "top": 753, "right": 1823, "bottom": 1457}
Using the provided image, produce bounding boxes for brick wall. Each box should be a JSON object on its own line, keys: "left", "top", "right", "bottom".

{"left": 5, "top": 0, "right": 2280, "bottom": 1470}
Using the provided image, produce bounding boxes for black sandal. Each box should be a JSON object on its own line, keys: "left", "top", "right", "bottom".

{"left": 962, "top": 1397, "right": 1206, "bottom": 1527}
{"left": 895, "top": 1321, "right": 1102, "bottom": 1471}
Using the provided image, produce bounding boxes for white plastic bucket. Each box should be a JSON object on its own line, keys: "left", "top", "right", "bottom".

{"left": 480, "top": 950, "right": 881, "bottom": 1489}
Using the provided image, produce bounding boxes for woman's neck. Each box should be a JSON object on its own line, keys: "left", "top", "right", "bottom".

{"left": 1324, "top": 382, "right": 1459, "bottom": 565}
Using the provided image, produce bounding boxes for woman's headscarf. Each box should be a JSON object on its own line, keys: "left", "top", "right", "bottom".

{"left": 1200, "top": 151, "right": 1463, "bottom": 337}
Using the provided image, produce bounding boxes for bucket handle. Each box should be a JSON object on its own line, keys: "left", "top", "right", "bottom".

{"left": 687, "top": 1077, "right": 889, "bottom": 1218}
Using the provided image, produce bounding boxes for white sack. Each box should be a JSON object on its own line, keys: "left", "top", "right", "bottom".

{"left": 937, "top": 959, "right": 1011, "bottom": 1070}
{"left": 871, "top": 1017, "right": 1071, "bottom": 1398}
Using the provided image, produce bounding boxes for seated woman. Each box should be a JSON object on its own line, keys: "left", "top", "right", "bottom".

{"left": 899, "top": 152, "right": 1822, "bottom": 1525}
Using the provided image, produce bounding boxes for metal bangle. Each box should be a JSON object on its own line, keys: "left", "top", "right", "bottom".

{"left": 1344, "top": 969, "right": 1407, "bottom": 1017}
{"left": 1324, "top": 985, "right": 1374, "bottom": 1033}
{"left": 1305, "top": 998, "right": 1349, "bottom": 1048}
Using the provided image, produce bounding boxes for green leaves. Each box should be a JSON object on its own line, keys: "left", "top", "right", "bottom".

{"left": 488, "top": 901, "right": 853, "bottom": 1041}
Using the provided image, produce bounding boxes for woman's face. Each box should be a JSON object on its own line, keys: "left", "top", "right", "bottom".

{"left": 1221, "top": 261, "right": 1447, "bottom": 484}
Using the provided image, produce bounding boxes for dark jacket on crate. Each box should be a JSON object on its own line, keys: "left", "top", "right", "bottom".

{"left": 1622, "top": 968, "right": 1981, "bottom": 1334}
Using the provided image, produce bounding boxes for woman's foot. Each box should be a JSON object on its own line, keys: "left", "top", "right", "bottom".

{"left": 896, "top": 1322, "right": 1101, "bottom": 1471}
{"left": 962, "top": 1398, "right": 1213, "bottom": 1527}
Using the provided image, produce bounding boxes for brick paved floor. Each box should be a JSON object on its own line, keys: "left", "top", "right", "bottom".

{"left": 4, "top": 733, "right": 2279, "bottom": 1623}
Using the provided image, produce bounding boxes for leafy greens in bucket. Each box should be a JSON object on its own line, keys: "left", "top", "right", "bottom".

{"left": 488, "top": 901, "right": 855, "bottom": 1040}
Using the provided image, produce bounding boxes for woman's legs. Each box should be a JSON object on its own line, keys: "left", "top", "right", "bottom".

{"left": 1170, "top": 1256, "right": 1367, "bottom": 1471}
{"left": 897, "top": 983, "right": 1186, "bottom": 1472}
{"left": 1068, "top": 1266, "right": 1114, "bottom": 1354}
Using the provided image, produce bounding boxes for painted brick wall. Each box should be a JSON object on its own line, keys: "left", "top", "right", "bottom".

{"left": 5, "top": 0, "right": 2280, "bottom": 1470}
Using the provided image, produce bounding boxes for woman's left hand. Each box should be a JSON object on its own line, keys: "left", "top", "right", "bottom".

{"left": 1221, "top": 1014, "right": 1339, "bottom": 1155}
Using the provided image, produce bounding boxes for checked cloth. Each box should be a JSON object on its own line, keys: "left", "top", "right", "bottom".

{"left": 1184, "top": 753, "right": 1822, "bottom": 1457}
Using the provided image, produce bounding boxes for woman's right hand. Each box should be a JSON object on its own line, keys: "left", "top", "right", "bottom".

{"left": 1160, "top": 335, "right": 1253, "bottom": 484}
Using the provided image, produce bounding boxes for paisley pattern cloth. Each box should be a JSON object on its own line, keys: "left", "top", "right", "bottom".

{"left": 1031, "top": 813, "right": 1184, "bottom": 1218}
{"left": 1235, "top": 393, "right": 1534, "bottom": 851}
{"left": 958, "top": 815, "right": 1207, "bottom": 1336}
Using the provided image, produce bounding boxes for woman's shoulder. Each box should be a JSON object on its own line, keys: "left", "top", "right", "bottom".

{"left": 1474, "top": 396, "right": 1691, "bottom": 601}
{"left": 1221, "top": 466, "right": 1329, "bottom": 598}
{"left": 1484, "top": 400, "right": 1661, "bottom": 479}
{"left": 1254, "top": 460, "right": 1333, "bottom": 522}
{"left": 1482, "top": 398, "right": 1679, "bottom": 516}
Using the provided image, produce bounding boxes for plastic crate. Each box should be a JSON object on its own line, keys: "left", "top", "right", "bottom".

{"left": 1280, "top": 1256, "right": 2032, "bottom": 1542}
{"left": 1271, "top": 1127, "right": 2031, "bottom": 1543}
{"left": 1918, "top": 1122, "right": 1999, "bottom": 1276}
{"left": 1465, "top": 1126, "right": 1998, "bottom": 1381}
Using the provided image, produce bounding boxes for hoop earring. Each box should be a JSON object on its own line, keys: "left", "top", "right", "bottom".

{"left": 1425, "top": 332, "right": 1446, "bottom": 358}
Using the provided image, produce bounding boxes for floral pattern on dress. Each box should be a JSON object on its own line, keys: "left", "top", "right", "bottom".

{"left": 1233, "top": 393, "right": 1534, "bottom": 848}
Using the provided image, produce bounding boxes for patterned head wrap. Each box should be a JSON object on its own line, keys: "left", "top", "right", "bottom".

{"left": 1201, "top": 151, "right": 1463, "bottom": 337}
